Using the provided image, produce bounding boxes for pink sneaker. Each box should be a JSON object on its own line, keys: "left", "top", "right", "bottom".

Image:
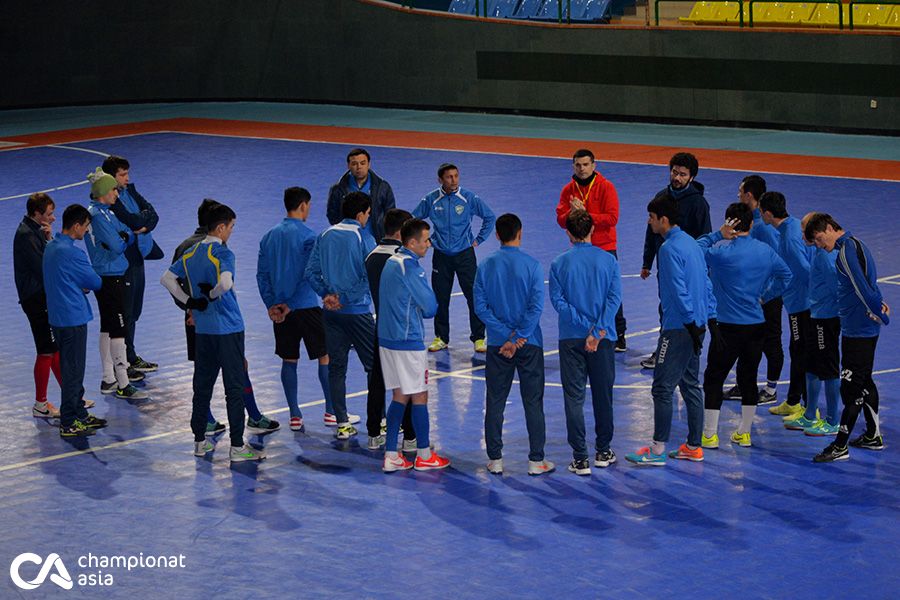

{"left": 383, "top": 453, "right": 414, "bottom": 472}
{"left": 414, "top": 451, "right": 450, "bottom": 471}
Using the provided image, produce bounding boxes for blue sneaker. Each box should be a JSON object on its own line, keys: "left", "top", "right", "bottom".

{"left": 784, "top": 416, "right": 818, "bottom": 431}
{"left": 804, "top": 420, "right": 839, "bottom": 437}
{"left": 625, "top": 447, "right": 666, "bottom": 466}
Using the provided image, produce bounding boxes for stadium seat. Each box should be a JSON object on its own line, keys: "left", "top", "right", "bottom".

{"left": 806, "top": 2, "right": 849, "bottom": 26}
{"left": 680, "top": 1, "right": 744, "bottom": 24}
{"left": 448, "top": 0, "right": 478, "bottom": 14}
{"left": 488, "top": 0, "right": 520, "bottom": 17}
{"left": 880, "top": 5, "right": 900, "bottom": 27}
{"left": 851, "top": 3, "right": 893, "bottom": 27}
{"left": 679, "top": 1, "right": 719, "bottom": 22}
{"left": 583, "top": 0, "right": 613, "bottom": 19}
{"left": 513, "top": 0, "right": 545, "bottom": 18}
{"left": 752, "top": 1, "right": 815, "bottom": 23}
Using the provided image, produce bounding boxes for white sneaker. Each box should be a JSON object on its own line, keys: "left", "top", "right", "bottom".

{"left": 193, "top": 440, "right": 214, "bottom": 457}
{"left": 487, "top": 458, "right": 503, "bottom": 474}
{"left": 367, "top": 435, "right": 385, "bottom": 450}
{"left": 324, "top": 412, "right": 361, "bottom": 427}
{"left": 230, "top": 444, "right": 266, "bottom": 462}
{"left": 383, "top": 453, "right": 414, "bottom": 472}
{"left": 32, "top": 401, "right": 60, "bottom": 418}
{"left": 528, "top": 460, "right": 556, "bottom": 476}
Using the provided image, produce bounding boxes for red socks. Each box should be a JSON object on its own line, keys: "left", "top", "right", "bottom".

{"left": 34, "top": 354, "right": 54, "bottom": 403}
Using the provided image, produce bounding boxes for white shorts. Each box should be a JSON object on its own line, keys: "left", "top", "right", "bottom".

{"left": 380, "top": 348, "right": 429, "bottom": 395}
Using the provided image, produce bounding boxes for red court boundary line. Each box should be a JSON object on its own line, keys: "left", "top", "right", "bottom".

{"left": 4, "top": 117, "right": 899, "bottom": 181}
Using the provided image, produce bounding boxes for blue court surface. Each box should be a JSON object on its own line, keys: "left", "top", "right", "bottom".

{"left": 1, "top": 128, "right": 898, "bottom": 598}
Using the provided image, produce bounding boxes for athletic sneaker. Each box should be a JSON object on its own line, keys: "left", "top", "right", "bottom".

{"left": 849, "top": 433, "right": 884, "bottom": 451}
{"left": 804, "top": 420, "right": 839, "bottom": 436}
{"left": 193, "top": 440, "right": 214, "bottom": 456}
{"left": 784, "top": 416, "right": 818, "bottom": 431}
{"left": 206, "top": 421, "right": 226, "bottom": 436}
{"left": 640, "top": 353, "right": 657, "bottom": 370}
{"left": 402, "top": 438, "right": 418, "bottom": 452}
{"left": 246, "top": 415, "right": 280, "bottom": 434}
{"left": 414, "top": 451, "right": 450, "bottom": 471}
{"left": 528, "top": 460, "right": 556, "bottom": 476}
{"left": 32, "top": 401, "right": 60, "bottom": 418}
{"left": 724, "top": 385, "right": 742, "bottom": 400}
{"left": 83, "top": 399, "right": 95, "bottom": 409}
{"left": 668, "top": 444, "right": 704, "bottom": 461}
{"left": 323, "top": 412, "right": 361, "bottom": 427}
{"left": 625, "top": 447, "right": 666, "bottom": 466}
{"left": 335, "top": 424, "right": 358, "bottom": 440}
{"left": 229, "top": 444, "right": 266, "bottom": 462}
{"left": 81, "top": 414, "right": 108, "bottom": 429}
{"left": 769, "top": 400, "right": 802, "bottom": 416}
{"left": 367, "top": 435, "right": 386, "bottom": 450}
{"left": 383, "top": 453, "right": 414, "bottom": 472}
{"left": 730, "top": 431, "right": 752, "bottom": 447}
{"left": 474, "top": 339, "right": 487, "bottom": 353}
{"left": 813, "top": 443, "right": 849, "bottom": 463}
{"left": 131, "top": 357, "right": 158, "bottom": 372}
{"left": 380, "top": 418, "right": 387, "bottom": 436}
{"left": 614, "top": 337, "right": 627, "bottom": 353}
{"left": 116, "top": 384, "right": 149, "bottom": 400}
{"left": 127, "top": 367, "right": 145, "bottom": 382}
{"left": 701, "top": 433, "right": 719, "bottom": 449}
{"left": 289, "top": 417, "right": 304, "bottom": 432}
{"left": 487, "top": 458, "right": 503, "bottom": 474}
{"left": 427, "top": 337, "right": 448, "bottom": 352}
{"left": 59, "top": 420, "right": 95, "bottom": 437}
{"left": 594, "top": 449, "right": 617, "bottom": 468}
{"left": 758, "top": 389, "right": 778, "bottom": 405}
{"left": 568, "top": 458, "right": 591, "bottom": 475}
{"left": 100, "top": 380, "right": 117, "bottom": 394}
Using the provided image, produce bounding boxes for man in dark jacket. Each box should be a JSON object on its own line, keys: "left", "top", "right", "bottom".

{"left": 640, "top": 152, "right": 712, "bottom": 369}
{"left": 326, "top": 147, "right": 397, "bottom": 242}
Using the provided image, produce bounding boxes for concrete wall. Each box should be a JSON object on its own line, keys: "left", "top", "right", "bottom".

{"left": 1, "top": 0, "right": 897, "bottom": 132}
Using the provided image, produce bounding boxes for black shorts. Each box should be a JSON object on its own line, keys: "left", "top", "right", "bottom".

{"left": 274, "top": 307, "right": 327, "bottom": 361}
{"left": 22, "top": 295, "right": 57, "bottom": 354}
{"left": 95, "top": 276, "right": 127, "bottom": 337}
{"left": 806, "top": 316, "right": 840, "bottom": 380}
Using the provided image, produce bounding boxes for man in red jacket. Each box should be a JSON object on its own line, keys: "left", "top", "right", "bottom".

{"left": 556, "top": 149, "right": 627, "bottom": 351}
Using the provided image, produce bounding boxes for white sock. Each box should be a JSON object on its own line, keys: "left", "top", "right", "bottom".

{"left": 99, "top": 333, "right": 114, "bottom": 383}
{"left": 385, "top": 451, "right": 398, "bottom": 460}
{"left": 417, "top": 447, "right": 433, "bottom": 460}
{"left": 110, "top": 337, "right": 129, "bottom": 388}
{"left": 740, "top": 405, "right": 756, "bottom": 434}
{"left": 704, "top": 409, "right": 720, "bottom": 438}
{"left": 650, "top": 441, "right": 665, "bottom": 455}
{"left": 766, "top": 381, "right": 777, "bottom": 394}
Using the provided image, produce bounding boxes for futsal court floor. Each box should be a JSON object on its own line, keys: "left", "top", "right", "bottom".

{"left": 1, "top": 103, "right": 898, "bottom": 598}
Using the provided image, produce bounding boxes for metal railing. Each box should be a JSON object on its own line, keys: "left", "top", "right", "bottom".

{"left": 655, "top": 0, "right": 744, "bottom": 26}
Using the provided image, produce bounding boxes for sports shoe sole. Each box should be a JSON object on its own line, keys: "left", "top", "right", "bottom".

{"left": 568, "top": 465, "right": 591, "bottom": 476}
{"left": 626, "top": 457, "right": 666, "bottom": 466}
{"left": 594, "top": 456, "right": 617, "bottom": 468}
{"left": 414, "top": 461, "right": 450, "bottom": 471}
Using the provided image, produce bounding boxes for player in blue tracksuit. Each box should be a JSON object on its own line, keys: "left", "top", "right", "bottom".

{"left": 474, "top": 213, "right": 553, "bottom": 476}
{"left": 627, "top": 194, "right": 712, "bottom": 466}
{"left": 162, "top": 203, "right": 264, "bottom": 462}
{"left": 413, "top": 163, "right": 496, "bottom": 353}
{"left": 379, "top": 219, "right": 451, "bottom": 472}
{"left": 761, "top": 192, "right": 815, "bottom": 418}
{"left": 43, "top": 205, "right": 107, "bottom": 437}
{"left": 257, "top": 187, "right": 331, "bottom": 432}
{"left": 805, "top": 215, "right": 890, "bottom": 462}
{"left": 550, "top": 210, "right": 622, "bottom": 476}
{"left": 785, "top": 217, "right": 842, "bottom": 437}
{"left": 305, "top": 191, "right": 377, "bottom": 440}
{"left": 84, "top": 168, "right": 148, "bottom": 400}
{"left": 697, "top": 203, "right": 792, "bottom": 449}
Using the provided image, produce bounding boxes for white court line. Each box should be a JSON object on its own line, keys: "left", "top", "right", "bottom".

{"left": 877, "top": 274, "right": 900, "bottom": 285}
{"left": 0, "top": 142, "right": 113, "bottom": 202}
{"left": 0, "top": 181, "right": 89, "bottom": 202}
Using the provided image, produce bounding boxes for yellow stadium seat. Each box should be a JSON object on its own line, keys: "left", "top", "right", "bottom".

{"left": 852, "top": 3, "right": 893, "bottom": 27}
{"left": 719, "top": 1, "right": 747, "bottom": 22}
{"left": 679, "top": 1, "right": 717, "bottom": 22}
{"left": 778, "top": 2, "right": 816, "bottom": 22}
{"left": 880, "top": 5, "right": 900, "bottom": 27}
{"left": 806, "top": 1, "right": 849, "bottom": 26}
{"left": 751, "top": 2, "right": 814, "bottom": 23}
{"left": 680, "top": 1, "right": 742, "bottom": 23}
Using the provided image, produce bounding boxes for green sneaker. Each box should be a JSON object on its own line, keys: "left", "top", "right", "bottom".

{"left": 701, "top": 433, "right": 719, "bottom": 449}
{"left": 769, "top": 400, "right": 802, "bottom": 417}
{"left": 229, "top": 444, "right": 266, "bottom": 462}
{"left": 784, "top": 416, "right": 818, "bottom": 431}
{"left": 427, "top": 337, "right": 448, "bottom": 352}
{"left": 60, "top": 420, "right": 95, "bottom": 437}
{"left": 730, "top": 430, "right": 752, "bottom": 447}
{"left": 335, "top": 424, "right": 358, "bottom": 440}
{"left": 246, "top": 415, "right": 280, "bottom": 434}
{"left": 474, "top": 338, "right": 487, "bottom": 353}
{"left": 804, "top": 420, "right": 839, "bottom": 437}
{"left": 131, "top": 356, "right": 158, "bottom": 372}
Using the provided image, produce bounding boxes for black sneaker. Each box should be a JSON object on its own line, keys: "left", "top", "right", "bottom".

{"left": 131, "top": 356, "right": 158, "bottom": 373}
{"left": 567, "top": 458, "right": 591, "bottom": 476}
{"left": 100, "top": 380, "right": 117, "bottom": 395}
{"left": 594, "top": 449, "right": 617, "bottom": 468}
{"left": 614, "top": 337, "right": 627, "bottom": 353}
{"left": 813, "top": 443, "right": 849, "bottom": 463}
{"left": 127, "top": 367, "right": 145, "bottom": 382}
{"left": 60, "top": 420, "right": 96, "bottom": 437}
{"left": 724, "top": 385, "right": 742, "bottom": 400}
{"left": 849, "top": 433, "right": 884, "bottom": 451}
{"left": 758, "top": 388, "right": 777, "bottom": 405}
{"left": 82, "top": 414, "right": 108, "bottom": 429}
{"left": 640, "top": 352, "right": 657, "bottom": 370}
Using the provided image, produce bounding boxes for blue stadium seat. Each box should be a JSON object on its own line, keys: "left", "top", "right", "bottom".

{"left": 448, "top": 0, "right": 478, "bottom": 14}
{"left": 582, "top": 0, "right": 613, "bottom": 19}
{"left": 487, "top": 0, "right": 519, "bottom": 16}
{"left": 513, "top": 0, "right": 546, "bottom": 18}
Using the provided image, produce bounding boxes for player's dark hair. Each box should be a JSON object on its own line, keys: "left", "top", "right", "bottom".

{"left": 206, "top": 203, "right": 236, "bottom": 232}
{"left": 740, "top": 175, "right": 766, "bottom": 200}
{"left": 26, "top": 192, "right": 55, "bottom": 217}
{"left": 647, "top": 191, "right": 679, "bottom": 225}
{"left": 101, "top": 155, "right": 130, "bottom": 176}
{"left": 401, "top": 218, "right": 430, "bottom": 245}
{"left": 62, "top": 204, "right": 91, "bottom": 229}
{"left": 346, "top": 148, "right": 370, "bottom": 162}
{"left": 724, "top": 202, "right": 753, "bottom": 233}
{"left": 284, "top": 187, "right": 311, "bottom": 212}
{"left": 496, "top": 213, "right": 522, "bottom": 243}
{"left": 384, "top": 208, "right": 413, "bottom": 237}
{"left": 566, "top": 210, "right": 593, "bottom": 240}
{"left": 759, "top": 192, "right": 789, "bottom": 219}
{"left": 341, "top": 191, "right": 371, "bottom": 220}
{"left": 197, "top": 199, "right": 220, "bottom": 227}
{"left": 804, "top": 213, "right": 843, "bottom": 241}
{"left": 669, "top": 152, "right": 699, "bottom": 178}
{"left": 437, "top": 163, "right": 458, "bottom": 178}
{"left": 572, "top": 149, "right": 595, "bottom": 162}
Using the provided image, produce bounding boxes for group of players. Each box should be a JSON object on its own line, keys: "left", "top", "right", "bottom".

{"left": 14, "top": 146, "right": 890, "bottom": 473}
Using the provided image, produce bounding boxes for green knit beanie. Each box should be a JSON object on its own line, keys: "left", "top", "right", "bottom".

{"left": 88, "top": 167, "right": 117, "bottom": 199}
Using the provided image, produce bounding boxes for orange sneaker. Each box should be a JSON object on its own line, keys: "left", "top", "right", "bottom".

{"left": 414, "top": 451, "right": 450, "bottom": 471}
{"left": 667, "top": 443, "right": 704, "bottom": 462}
{"left": 383, "top": 453, "right": 414, "bottom": 473}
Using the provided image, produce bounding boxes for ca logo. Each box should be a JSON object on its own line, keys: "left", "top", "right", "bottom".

{"left": 10, "top": 553, "right": 74, "bottom": 590}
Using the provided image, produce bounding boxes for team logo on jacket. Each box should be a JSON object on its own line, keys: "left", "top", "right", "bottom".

{"left": 455, "top": 205, "right": 464, "bottom": 215}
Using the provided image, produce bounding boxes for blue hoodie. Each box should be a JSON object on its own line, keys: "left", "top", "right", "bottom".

{"left": 305, "top": 219, "right": 376, "bottom": 315}
{"left": 43, "top": 233, "right": 102, "bottom": 327}
{"left": 657, "top": 226, "right": 710, "bottom": 330}
{"left": 413, "top": 187, "right": 496, "bottom": 256}
{"left": 549, "top": 242, "right": 622, "bottom": 341}
{"left": 377, "top": 248, "right": 438, "bottom": 350}
{"left": 751, "top": 208, "right": 780, "bottom": 251}
{"left": 697, "top": 232, "right": 792, "bottom": 325}
{"left": 257, "top": 217, "right": 319, "bottom": 311}
{"left": 809, "top": 247, "right": 839, "bottom": 319}
{"left": 473, "top": 246, "right": 544, "bottom": 348}
{"left": 85, "top": 200, "right": 134, "bottom": 276}
{"left": 777, "top": 216, "right": 815, "bottom": 315}
{"left": 834, "top": 232, "right": 889, "bottom": 338}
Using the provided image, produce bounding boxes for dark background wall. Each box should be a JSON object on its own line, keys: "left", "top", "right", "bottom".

{"left": 1, "top": 0, "right": 898, "bottom": 132}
